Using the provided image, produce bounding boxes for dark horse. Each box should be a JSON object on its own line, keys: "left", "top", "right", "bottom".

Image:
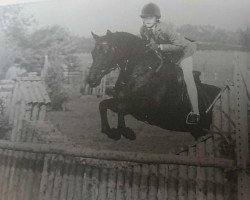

{"left": 87, "top": 30, "right": 220, "bottom": 140}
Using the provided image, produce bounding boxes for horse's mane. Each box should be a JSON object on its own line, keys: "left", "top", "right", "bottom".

{"left": 113, "top": 32, "right": 143, "bottom": 43}
{"left": 112, "top": 32, "right": 147, "bottom": 52}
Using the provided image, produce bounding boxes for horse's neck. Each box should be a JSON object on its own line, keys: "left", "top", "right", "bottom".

{"left": 113, "top": 35, "right": 158, "bottom": 84}
{"left": 116, "top": 50, "right": 158, "bottom": 87}
{"left": 114, "top": 34, "right": 146, "bottom": 61}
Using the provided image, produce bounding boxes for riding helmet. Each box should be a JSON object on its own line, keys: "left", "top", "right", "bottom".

{"left": 140, "top": 3, "right": 161, "bottom": 19}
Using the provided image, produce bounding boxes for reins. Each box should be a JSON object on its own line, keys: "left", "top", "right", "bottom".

{"left": 145, "top": 48, "right": 164, "bottom": 73}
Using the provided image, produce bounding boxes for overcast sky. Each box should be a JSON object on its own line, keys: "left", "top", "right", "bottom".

{"left": 17, "top": 0, "right": 250, "bottom": 37}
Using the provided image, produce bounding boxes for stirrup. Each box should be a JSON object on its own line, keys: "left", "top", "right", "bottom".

{"left": 186, "top": 112, "right": 200, "bottom": 125}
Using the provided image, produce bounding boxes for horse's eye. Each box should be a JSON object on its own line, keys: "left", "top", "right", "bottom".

{"left": 95, "top": 44, "right": 110, "bottom": 54}
{"left": 102, "top": 45, "right": 110, "bottom": 54}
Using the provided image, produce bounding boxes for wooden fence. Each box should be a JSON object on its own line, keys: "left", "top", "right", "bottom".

{"left": 0, "top": 75, "right": 51, "bottom": 142}
{"left": 0, "top": 137, "right": 235, "bottom": 200}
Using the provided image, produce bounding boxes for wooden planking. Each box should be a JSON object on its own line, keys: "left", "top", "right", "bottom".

{"left": 116, "top": 167, "right": 125, "bottom": 200}
{"left": 38, "top": 154, "right": 50, "bottom": 200}
{"left": 59, "top": 157, "right": 71, "bottom": 200}
{"left": 131, "top": 165, "right": 140, "bottom": 200}
{"left": 16, "top": 97, "right": 26, "bottom": 142}
{"left": 0, "top": 149, "right": 7, "bottom": 198}
{"left": 4, "top": 78, "right": 51, "bottom": 142}
{"left": 38, "top": 104, "right": 47, "bottom": 121}
{"left": 148, "top": 164, "right": 158, "bottom": 200}
{"left": 139, "top": 164, "right": 149, "bottom": 200}
{"left": 66, "top": 157, "right": 77, "bottom": 200}
{"left": 177, "top": 151, "right": 188, "bottom": 200}
{"left": 157, "top": 164, "right": 168, "bottom": 200}
{"left": 10, "top": 82, "right": 22, "bottom": 141}
{"left": 107, "top": 167, "right": 117, "bottom": 200}
{"left": 9, "top": 82, "right": 19, "bottom": 125}
{"left": 187, "top": 146, "right": 196, "bottom": 200}
{"left": 72, "top": 161, "right": 83, "bottom": 200}
{"left": 23, "top": 152, "right": 37, "bottom": 200}
{"left": 0, "top": 140, "right": 237, "bottom": 200}
{"left": 234, "top": 52, "right": 249, "bottom": 200}
{"left": 31, "top": 153, "right": 44, "bottom": 200}
{"left": 167, "top": 164, "right": 178, "bottom": 200}
{"left": 124, "top": 165, "right": 132, "bottom": 200}
{"left": 2, "top": 150, "right": 12, "bottom": 200}
{"left": 196, "top": 139, "right": 206, "bottom": 200}
{"left": 90, "top": 167, "right": 100, "bottom": 200}
{"left": 221, "top": 86, "right": 231, "bottom": 135}
{"left": 51, "top": 155, "right": 64, "bottom": 200}
{"left": 97, "top": 168, "right": 108, "bottom": 200}
{"left": 206, "top": 137, "right": 215, "bottom": 200}
{"left": 82, "top": 165, "right": 92, "bottom": 199}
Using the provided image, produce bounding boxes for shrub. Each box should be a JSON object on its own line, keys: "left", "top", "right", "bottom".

{"left": 0, "top": 99, "right": 12, "bottom": 139}
{"left": 45, "top": 64, "right": 69, "bottom": 111}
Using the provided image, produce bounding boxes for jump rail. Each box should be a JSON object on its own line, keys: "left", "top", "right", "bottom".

{"left": 0, "top": 140, "right": 235, "bottom": 168}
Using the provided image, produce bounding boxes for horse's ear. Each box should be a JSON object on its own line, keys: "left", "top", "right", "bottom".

{"left": 106, "top": 30, "right": 113, "bottom": 41}
{"left": 106, "top": 29, "right": 112, "bottom": 36}
{"left": 91, "top": 31, "right": 99, "bottom": 41}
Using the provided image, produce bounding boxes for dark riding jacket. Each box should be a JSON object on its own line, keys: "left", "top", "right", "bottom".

{"left": 140, "top": 21, "right": 196, "bottom": 60}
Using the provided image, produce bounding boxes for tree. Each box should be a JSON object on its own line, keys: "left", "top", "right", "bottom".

{"left": 236, "top": 26, "right": 250, "bottom": 50}
{"left": 0, "top": 5, "right": 35, "bottom": 78}
{"left": 0, "top": 5, "right": 35, "bottom": 47}
{"left": 177, "top": 24, "right": 248, "bottom": 50}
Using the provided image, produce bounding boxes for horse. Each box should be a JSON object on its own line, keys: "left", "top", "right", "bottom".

{"left": 87, "top": 30, "right": 220, "bottom": 140}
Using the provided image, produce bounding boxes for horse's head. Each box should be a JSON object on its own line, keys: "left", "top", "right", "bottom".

{"left": 87, "top": 30, "right": 119, "bottom": 88}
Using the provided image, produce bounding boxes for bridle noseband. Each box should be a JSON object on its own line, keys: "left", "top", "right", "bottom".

{"left": 97, "top": 42, "right": 129, "bottom": 75}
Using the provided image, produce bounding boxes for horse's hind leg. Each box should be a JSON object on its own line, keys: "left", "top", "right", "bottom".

{"left": 99, "top": 98, "right": 121, "bottom": 140}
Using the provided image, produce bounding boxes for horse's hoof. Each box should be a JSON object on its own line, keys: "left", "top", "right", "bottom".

{"left": 120, "top": 127, "right": 136, "bottom": 140}
{"left": 102, "top": 128, "right": 121, "bottom": 141}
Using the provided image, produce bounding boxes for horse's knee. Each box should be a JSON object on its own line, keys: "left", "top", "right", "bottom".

{"left": 99, "top": 99, "right": 117, "bottom": 112}
{"left": 99, "top": 100, "right": 109, "bottom": 111}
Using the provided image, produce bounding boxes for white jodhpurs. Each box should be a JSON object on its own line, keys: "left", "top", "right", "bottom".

{"left": 180, "top": 56, "right": 199, "bottom": 115}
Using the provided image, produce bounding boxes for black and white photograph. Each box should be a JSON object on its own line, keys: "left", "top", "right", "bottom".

{"left": 0, "top": 0, "right": 249, "bottom": 199}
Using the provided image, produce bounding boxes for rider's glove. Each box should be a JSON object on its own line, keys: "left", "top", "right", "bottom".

{"left": 147, "top": 42, "right": 159, "bottom": 51}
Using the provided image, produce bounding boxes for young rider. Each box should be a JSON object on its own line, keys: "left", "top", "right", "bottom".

{"left": 140, "top": 2, "right": 200, "bottom": 124}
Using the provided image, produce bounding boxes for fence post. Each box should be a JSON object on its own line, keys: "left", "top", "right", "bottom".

{"left": 233, "top": 52, "right": 250, "bottom": 200}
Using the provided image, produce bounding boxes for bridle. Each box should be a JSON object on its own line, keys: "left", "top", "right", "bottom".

{"left": 145, "top": 47, "right": 164, "bottom": 72}
{"left": 96, "top": 42, "right": 129, "bottom": 75}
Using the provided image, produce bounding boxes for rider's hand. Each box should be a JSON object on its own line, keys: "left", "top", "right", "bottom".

{"left": 146, "top": 42, "right": 159, "bottom": 51}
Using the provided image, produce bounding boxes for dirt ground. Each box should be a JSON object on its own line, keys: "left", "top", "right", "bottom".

{"left": 47, "top": 95, "right": 195, "bottom": 154}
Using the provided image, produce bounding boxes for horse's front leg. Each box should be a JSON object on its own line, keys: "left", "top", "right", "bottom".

{"left": 99, "top": 98, "right": 121, "bottom": 140}
{"left": 117, "top": 112, "right": 136, "bottom": 140}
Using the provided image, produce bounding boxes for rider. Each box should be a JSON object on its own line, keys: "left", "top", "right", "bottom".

{"left": 139, "top": 2, "right": 200, "bottom": 124}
